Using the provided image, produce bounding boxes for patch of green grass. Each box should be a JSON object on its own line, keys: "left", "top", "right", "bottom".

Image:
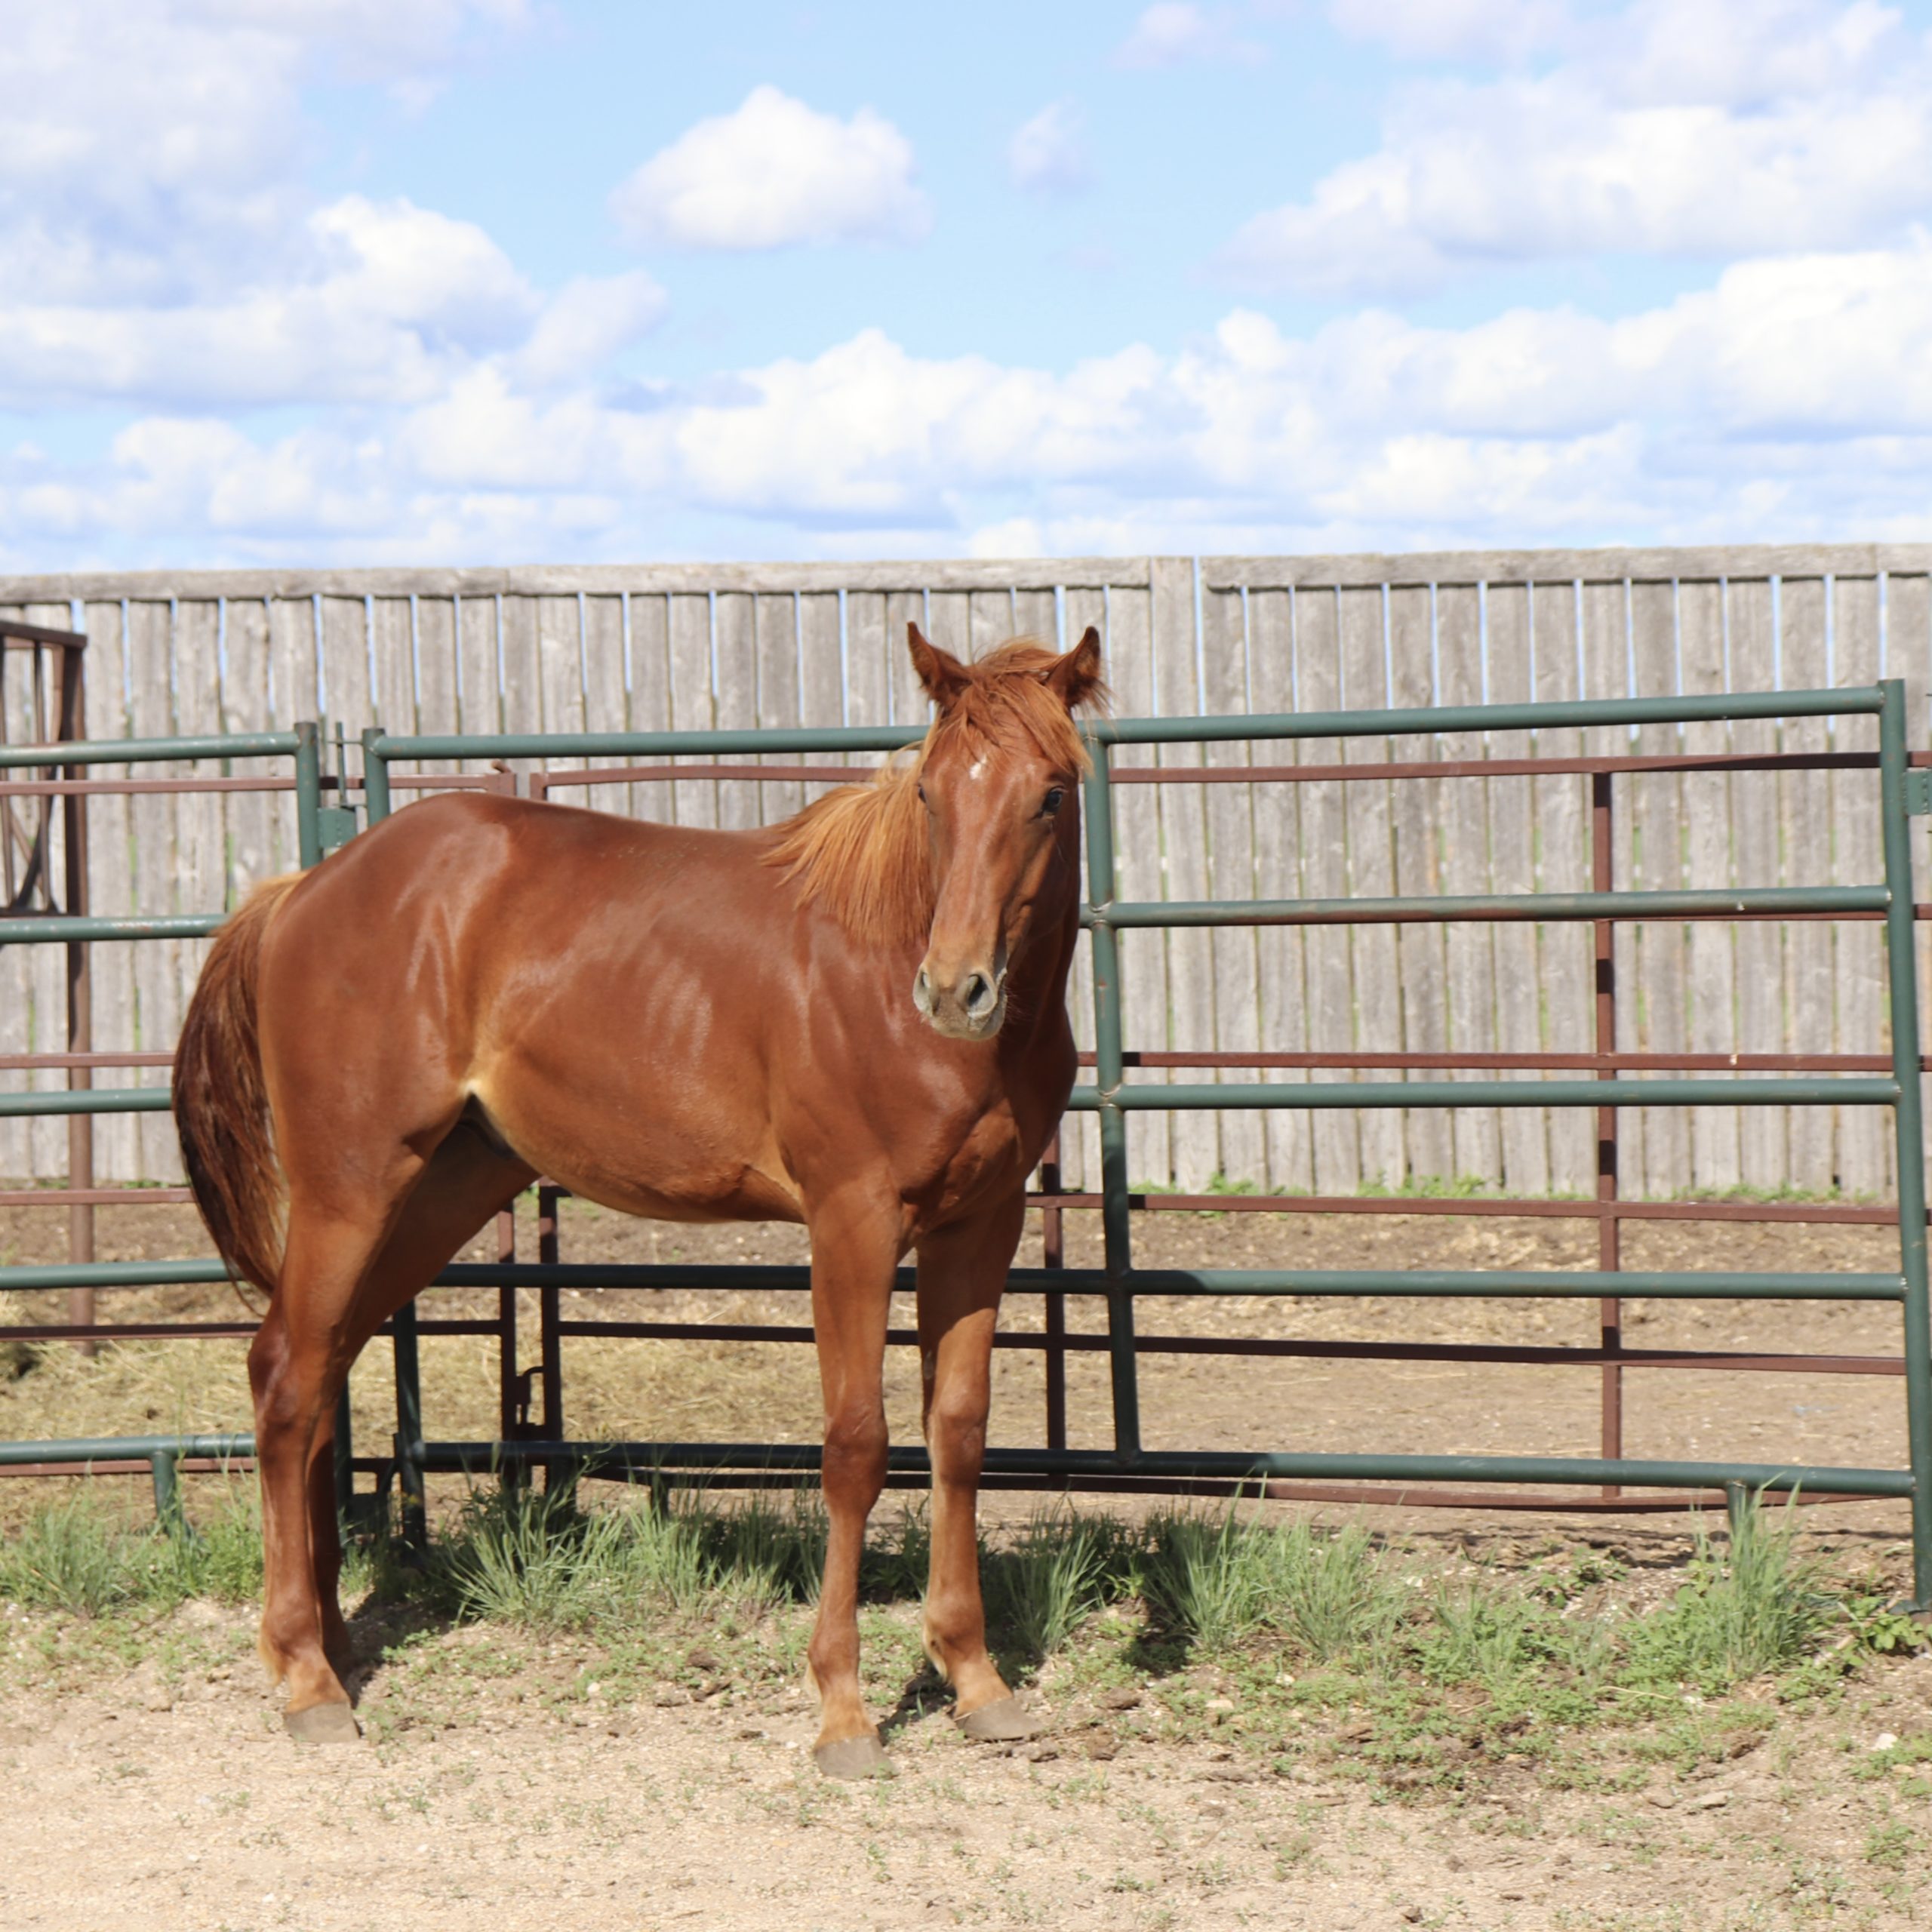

{"left": 985, "top": 1506, "right": 1132, "bottom": 1664}
{"left": 1623, "top": 1499, "right": 1835, "bottom": 1692}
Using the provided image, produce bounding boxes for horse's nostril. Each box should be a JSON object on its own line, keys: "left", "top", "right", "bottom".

{"left": 964, "top": 973, "right": 992, "bottom": 1015}
{"left": 912, "top": 968, "right": 934, "bottom": 1014}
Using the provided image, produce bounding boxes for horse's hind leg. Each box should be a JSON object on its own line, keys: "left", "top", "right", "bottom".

{"left": 261, "top": 1129, "right": 534, "bottom": 1740}
{"left": 252, "top": 1211, "right": 389, "bottom": 1741}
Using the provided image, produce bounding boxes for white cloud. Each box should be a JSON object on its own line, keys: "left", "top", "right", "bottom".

{"left": 1327, "top": 0, "right": 1571, "bottom": 63}
{"left": 610, "top": 86, "right": 931, "bottom": 252}
{"left": 1008, "top": 102, "right": 1094, "bottom": 197}
{"left": 0, "top": 0, "right": 525, "bottom": 303}
{"left": 15, "top": 236, "right": 1932, "bottom": 565}
{"left": 1226, "top": 0, "right": 1932, "bottom": 294}
{"left": 1114, "top": 4, "right": 1268, "bottom": 69}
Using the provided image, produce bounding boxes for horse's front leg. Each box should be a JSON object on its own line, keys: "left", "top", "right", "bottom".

{"left": 805, "top": 1194, "right": 902, "bottom": 1778}
{"left": 915, "top": 1190, "right": 1039, "bottom": 1740}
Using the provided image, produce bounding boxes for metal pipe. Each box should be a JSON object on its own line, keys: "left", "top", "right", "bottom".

{"left": 1089, "top": 885, "right": 1892, "bottom": 928}
{"left": 294, "top": 722, "right": 323, "bottom": 870}
{"left": 1072, "top": 1077, "right": 1900, "bottom": 1111}
{"left": 1080, "top": 744, "right": 1140, "bottom": 1460}
{"left": 0, "top": 914, "right": 223, "bottom": 943}
{"left": 0, "top": 731, "right": 303, "bottom": 771}
{"left": 402, "top": 1436, "right": 1916, "bottom": 1499}
{"left": 1881, "top": 678, "right": 1932, "bottom": 1609}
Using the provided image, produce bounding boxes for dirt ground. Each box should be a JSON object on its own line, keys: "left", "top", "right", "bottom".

{"left": 3, "top": 1191, "right": 1930, "bottom": 1930}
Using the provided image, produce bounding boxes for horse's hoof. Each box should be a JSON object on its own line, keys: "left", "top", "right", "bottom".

{"left": 285, "top": 1701, "right": 361, "bottom": 1745}
{"left": 814, "top": 1733, "right": 892, "bottom": 1780}
{"left": 955, "top": 1696, "right": 1041, "bottom": 1743}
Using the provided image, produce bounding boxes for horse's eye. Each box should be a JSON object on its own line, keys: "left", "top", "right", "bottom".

{"left": 1042, "top": 787, "right": 1065, "bottom": 816}
{"left": 917, "top": 783, "right": 928, "bottom": 805}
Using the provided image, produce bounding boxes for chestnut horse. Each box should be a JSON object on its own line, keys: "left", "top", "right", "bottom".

{"left": 172, "top": 624, "right": 1104, "bottom": 1777}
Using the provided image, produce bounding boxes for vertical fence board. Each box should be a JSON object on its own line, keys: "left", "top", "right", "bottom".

{"left": 1679, "top": 578, "right": 1740, "bottom": 1190}
{"left": 0, "top": 606, "right": 36, "bottom": 1173}
{"left": 1059, "top": 585, "right": 1109, "bottom": 1192}
{"left": 626, "top": 595, "right": 674, "bottom": 825}
{"left": 970, "top": 588, "right": 1014, "bottom": 657}
{"left": 1486, "top": 584, "right": 1548, "bottom": 1192}
{"left": 713, "top": 592, "right": 758, "bottom": 831}
{"left": 269, "top": 598, "right": 318, "bottom": 875}
{"left": 668, "top": 594, "right": 716, "bottom": 827}
{"left": 457, "top": 598, "right": 500, "bottom": 738}
{"left": 1202, "top": 588, "right": 1261, "bottom": 1185}
{"left": 1106, "top": 583, "right": 1170, "bottom": 1183}
{"left": 127, "top": 602, "right": 183, "bottom": 1180}
{"left": 1014, "top": 589, "right": 1058, "bottom": 645}
{"left": 17, "top": 604, "right": 75, "bottom": 1171}
{"left": 371, "top": 598, "right": 416, "bottom": 731}
{"left": 1834, "top": 576, "right": 1887, "bottom": 1196}
{"left": 754, "top": 592, "right": 803, "bottom": 824}
{"left": 1247, "top": 589, "right": 1310, "bottom": 1190}
{"left": 1153, "top": 559, "right": 1214, "bottom": 1188}
{"left": 79, "top": 600, "right": 137, "bottom": 1177}
{"left": 221, "top": 599, "right": 275, "bottom": 903}
{"left": 581, "top": 595, "right": 629, "bottom": 817}
{"left": 1532, "top": 581, "right": 1592, "bottom": 1192}
{"left": 796, "top": 592, "right": 846, "bottom": 808}
{"left": 1630, "top": 580, "right": 1686, "bottom": 1197}
{"left": 1297, "top": 588, "right": 1357, "bottom": 1192}
{"left": 1340, "top": 584, "right": 1404, "bottom": 1188}
{"left": 499, "top": 593, "right": 542, "bottom": 766}
{"left": 1780, "top": 578, "right": 1835, "bottom": 1191}
{"left": 888, "top": 590, "right": 929, "bottom": 728}
{"left": 320, "top": 595, "right": 373, "bottom": 757}
{"left": 414, "top": 596, "right": 460, "bottom": 781}
{"left": 1581, "top": 580, "right": 1643, "bottom": 1189}
{"left": 1389, "top": 585, "right": 1446, "bottom": 1183}
{"left": 172, "top": 599, "right": 226, "bottom": 1174}
{"left": 1884, "top": 575, "right": 1932, "bottom": 1192}
{"left": 1728, "top": 579, "right": 1786, "bottom": 1189}
{"left": 844, "top": 593, "right": 888, "bottom": 734}
{"left": 925, "top": 589, "right": 971, "bottom": 660}
{"left": 1438, "top": 583, "right": 1500, "bottom": 1184}
{"left": 536, "top": 595, "right": 585, "bottom": 809}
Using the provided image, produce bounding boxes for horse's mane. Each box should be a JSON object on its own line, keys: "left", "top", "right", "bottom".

{"left": 764, "top": 638, "right": 1100, "bottom": 948}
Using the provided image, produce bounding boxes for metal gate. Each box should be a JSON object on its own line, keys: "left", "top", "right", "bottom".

{"left": 4, "top": 678, "right": 1930, "bottom": 1608}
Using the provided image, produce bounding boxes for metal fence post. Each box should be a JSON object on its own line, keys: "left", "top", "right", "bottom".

{"left": 294, "top": 721, "right": 323, "bottom": 869}
{"left": 1879, "top": 680, "right": 1932, "bottom": 1610}
{"left": 1082, "top": 737, "right": 1140, "bottom": 1460}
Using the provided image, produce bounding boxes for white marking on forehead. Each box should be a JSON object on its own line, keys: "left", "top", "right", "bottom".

{"left": 968, "top": 759, "right": 986, "bottom": 780}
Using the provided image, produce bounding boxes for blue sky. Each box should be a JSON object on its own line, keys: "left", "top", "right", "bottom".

{"left": 3, "top": 0, "right": 1930, "bottom": 567}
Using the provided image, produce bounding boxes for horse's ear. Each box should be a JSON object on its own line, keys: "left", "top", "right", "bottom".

{"left": 909, "top": 623, "right": 972, "bottom": 708}
{"left": 1044, "top": 626, "right": 1106, "bottom": 712}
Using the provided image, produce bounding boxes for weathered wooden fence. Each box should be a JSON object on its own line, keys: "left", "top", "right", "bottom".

{"left": 4, "top": 546, "right": 1930, "bottom": 1196}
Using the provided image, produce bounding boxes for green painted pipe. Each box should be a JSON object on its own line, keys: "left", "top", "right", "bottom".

{"left": 0, "top": 1432, "right": 252, "bottom": 1466}
{"left": 0, "top": 913, "right": 223, "bottom": 944}
{"left": 366, "top": 685, "right": 1884, "bottom": 768}
{"left": 0, "top": 731, "right": 300, "bottom": 771}
{"left": 1069, "top": 1078, "right": 1900, "bottom": 1111}
{"left": 0, "top": 1089, "right": 174, "bottom": 1118}
{"left": 406, "top": 1437, "right": 1915, "bottom": 1499}
{"left": 1091, "top": 885, "right": 1891, "bottom": 928}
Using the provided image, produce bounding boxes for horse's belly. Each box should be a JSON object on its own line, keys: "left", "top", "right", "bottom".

{"left": 468, "top": 1075, "right": 806, "bottom": 1226}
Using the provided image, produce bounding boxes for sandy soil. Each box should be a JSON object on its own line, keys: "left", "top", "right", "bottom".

{"left": 5, "top": 1612, "right": 1932, "bottom": 1932}
{"left": 5, "top": 1192, "right": 1931, "bottom": 1930}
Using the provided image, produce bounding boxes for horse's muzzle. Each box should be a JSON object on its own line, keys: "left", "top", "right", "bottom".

{"left": 912, "top": 961, "right": 1007, "bottom": 1040}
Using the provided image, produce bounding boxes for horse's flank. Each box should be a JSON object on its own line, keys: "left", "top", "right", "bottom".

{"left": 764, "top": 638, "right": 1102, "bottom": 949}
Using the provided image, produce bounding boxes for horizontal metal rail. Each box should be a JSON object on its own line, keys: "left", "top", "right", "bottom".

{"left": 405, "top": 1438, "right": 1915, "bottom": 1499}
{"left": 0, "top": 913, "right": 223, "bottom": 945}
{"left": 1070, "top": 1078, "right": 1900, "bottom": 1111}
{"left": 0, "top": 731, "right": 300, "bottom": 769}
{"left": 1093, "top": 887, "right": 1892, "bottom": 928}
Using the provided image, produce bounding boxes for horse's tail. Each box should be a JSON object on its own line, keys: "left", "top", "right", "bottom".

{"left": 173, "top": 872, "right": 304, "bottom": 1304}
